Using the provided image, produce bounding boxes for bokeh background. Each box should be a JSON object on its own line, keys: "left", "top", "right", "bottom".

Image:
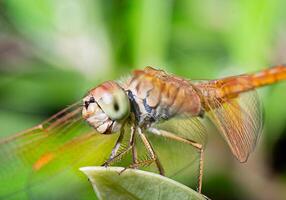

{"left": 0, "top": 0, "right": 286, "bottom": 199}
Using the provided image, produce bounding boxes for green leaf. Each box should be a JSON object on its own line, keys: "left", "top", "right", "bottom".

{"left": 80, "top": 166, "right": 206, "bottom": 200}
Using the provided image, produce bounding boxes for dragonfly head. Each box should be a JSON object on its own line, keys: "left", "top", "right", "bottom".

{"left": 82, "top": 81, "right": 130, "bottom": 134}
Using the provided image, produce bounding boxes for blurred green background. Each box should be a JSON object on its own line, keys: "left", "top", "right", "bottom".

{"left": 0, "top": 0, "right": 286, "bottom": 199}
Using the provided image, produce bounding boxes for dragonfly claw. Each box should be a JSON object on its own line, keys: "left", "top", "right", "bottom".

{"left": 118, "top": 167, "right": 128, "bottom": 175}
{"left": 101, "top": 161, "right": 109, "bottom": 168}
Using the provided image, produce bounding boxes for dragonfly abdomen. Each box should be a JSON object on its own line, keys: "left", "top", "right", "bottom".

{"left": 203, "top": 65, "right": 286, "bottom": 99}
{"left": 251, "top": 65, "right": 286, "bottom": 87}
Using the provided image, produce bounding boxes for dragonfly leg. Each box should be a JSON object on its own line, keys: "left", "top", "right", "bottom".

{"left": 148, "top": 127, "right": 204, "bottom": 193}
{"left": 120, "top": 129, "right": 164, "bottom": 175}
{"left": 137, "top": 127, "right": 165, "bottom": 175}
{"left": 130, "top": 126, "right": 138, "bottom": 167}
{"left": 108, "top": 127, "right": 125, "bottom": 162}
{"left": 119, "top": 155, "right": 159, "bottom": 175}
{"left": 102, "top": 126, "right": 136, "bottom": 166}
{"left": 118, "top": 127, "right": 157, "bottom": 174}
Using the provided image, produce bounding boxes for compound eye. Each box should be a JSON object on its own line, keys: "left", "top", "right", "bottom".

{"left": 99, "top": 89, "right": 130, "bottom": 120}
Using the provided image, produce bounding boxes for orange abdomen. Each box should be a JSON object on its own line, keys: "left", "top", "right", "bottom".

{"left": 210, "top": 65, "right": 286, "bottom": 98}
{"left": 251, "top": 65, "right": 286, "bottom": 87}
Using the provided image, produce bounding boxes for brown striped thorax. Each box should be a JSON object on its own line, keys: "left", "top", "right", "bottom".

{"left": 125, "top": 67, "right": 202, "bottom": 126}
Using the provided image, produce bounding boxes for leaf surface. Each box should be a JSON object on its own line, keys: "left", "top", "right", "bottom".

{"left": 80, "top": 166, "right": 206, "bottom": 200}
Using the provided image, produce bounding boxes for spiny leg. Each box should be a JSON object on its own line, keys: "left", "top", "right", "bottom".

{"left": 130, "top": 126, "right": 138, "bottom": 167}
{"left": 119, "top": 127, "right": 159, "bottom": 174}
{"left": 148, "top": 127, "right": 204, "bottom": 193}
{"left": 102, "top": 126, "right": 136, "bottom": 166}
{"left": 136, "top": 127, "right": 165, "bottom": 175}
{"left": 108, "top": 126, "right": 125, "bottom": 161}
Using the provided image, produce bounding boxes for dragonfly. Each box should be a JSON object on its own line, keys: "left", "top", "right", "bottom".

{"left": 0, "top": 65, "right": 286, "bottom": 197}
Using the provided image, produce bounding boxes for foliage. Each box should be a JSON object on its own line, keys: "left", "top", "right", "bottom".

{"left": 80, "top": 167, "right": 206, "bottom": 200}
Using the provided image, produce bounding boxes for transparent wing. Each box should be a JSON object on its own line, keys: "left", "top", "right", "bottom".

{"left": 147, "top": 115, "right": 208, "bottom": 188}
{"left": 153, "top": 116, "right": 208, "bottom": 147}
{"left": 0, "top": 101, "right": 118, "bottom": 199}
{"left": 203, "top": 90, "right": 263, "bottom": 162}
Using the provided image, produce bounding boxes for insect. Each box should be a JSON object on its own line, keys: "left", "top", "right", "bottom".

{"left": 1, "top": 65, "right": 286, "bottom": 196}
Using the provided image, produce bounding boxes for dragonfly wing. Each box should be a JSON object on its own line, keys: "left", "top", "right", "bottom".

{"left": 0, "top": 102, "right": 87, "bottom": 171}
{"left": 146, "top": 116, "right": 208, "bottom": 188}
{"left": 204, "top": 90, "right": 263, "bottom": 162}
{"left": 0, "top": 102, "right": 118, "bottom": 199}
{"left": 153, "top": 116, "right": 208, "bottom": 147}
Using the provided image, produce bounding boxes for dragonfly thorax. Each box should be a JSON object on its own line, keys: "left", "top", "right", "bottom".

{"left": 123, "top": 67, "right": 203, "bottom": 127}
{"left": 126, "top": 90, "right": 171, "bottom": 127}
